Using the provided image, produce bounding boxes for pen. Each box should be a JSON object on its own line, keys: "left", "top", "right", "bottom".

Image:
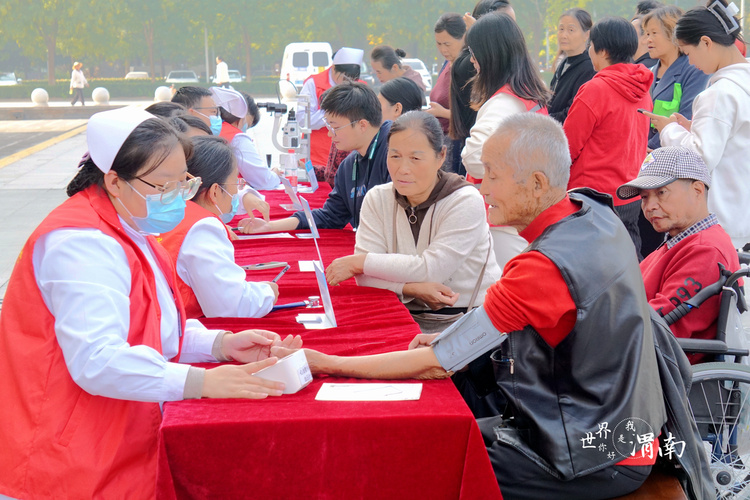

{"left": 272, "top": 264, "right": 291, "bottom": 283}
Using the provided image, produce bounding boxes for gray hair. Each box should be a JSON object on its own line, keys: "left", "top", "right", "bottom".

{"left": 491, "top": 113, "right": 571, "bottom": 189}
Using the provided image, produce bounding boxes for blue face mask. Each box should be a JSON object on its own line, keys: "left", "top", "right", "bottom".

{"left": 120, "top": 182, "right": 186, "bottom": 234}
{"left": 215, "top": 186, "right": 241, "bottom": 224}
{"left": 195, "top": 110, "right": 223, "bottom": 135}
{"left": 241, "top": 122, "right": 249, "bottom": 133}
{"left": 209, "top": 115, "right": 223, "bottom": 135}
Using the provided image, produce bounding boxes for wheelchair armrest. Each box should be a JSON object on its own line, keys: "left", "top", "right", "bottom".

{"left": 676, "top": 337, "right": 750, "bottom": 358}
{"left": 677, "top": 338, "right": 730, "bottom": 354}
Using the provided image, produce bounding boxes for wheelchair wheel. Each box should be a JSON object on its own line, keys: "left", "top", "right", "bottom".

{"left": 691, "top": 362, "right": 750, "bottom": 499}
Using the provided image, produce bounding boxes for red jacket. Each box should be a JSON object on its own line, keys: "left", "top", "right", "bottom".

{"left": 0, "top": 185, "right": 185, "bottom": 499}
{"left": 564, "top": 63, "right": 653, "bottom": 206}
{"left": 305, "top": 69, "right": 333, "bottom": 167}
{"left": 158, "top": 201, "right": 233, "bottom": 319}
{"left": 640, "top": 224, "right": 740, "bottom": 363}
{"left": 219, "top": 120, "right": 242, "bottom": 143}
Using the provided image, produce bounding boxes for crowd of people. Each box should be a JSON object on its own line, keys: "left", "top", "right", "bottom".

{"left": 1, "top": 0, "right": 749, "bottom": 497}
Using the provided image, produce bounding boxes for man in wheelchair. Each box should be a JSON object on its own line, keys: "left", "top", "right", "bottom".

{"left": 617, "top": 146, "right": 741, "bottom": 364}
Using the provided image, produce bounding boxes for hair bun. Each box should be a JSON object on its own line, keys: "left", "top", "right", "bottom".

{"left": 395, "top": 48, "right": 407, "bottom": 58}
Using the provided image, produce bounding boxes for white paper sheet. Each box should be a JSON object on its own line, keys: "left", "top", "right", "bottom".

{"left": 315, "top": 383, "right": 423, "bottom": 401}
{"left": 298, "top": 260, "right": 316, "bottom": 272}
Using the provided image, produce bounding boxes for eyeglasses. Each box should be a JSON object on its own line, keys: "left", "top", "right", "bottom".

{"left": 468, "top": 46, "right": 476, "bottom": 61}
{"left": 135, "top": 173, "right": 202, "bottom": 204}
{"left": 193, "top": 106, "right": 219, "bottom": 116}
{"left": 221, "top": 178, "right": 248, "bottom": 190}
{"left": 323, "top": 118, "right": 357, "bottom": 136}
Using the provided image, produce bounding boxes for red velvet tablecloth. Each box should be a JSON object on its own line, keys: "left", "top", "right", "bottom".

{"left": 157, "top": 298, "right": 502, "bottom": 499}
{"left": 156, "top": 183, "right": 501, "bottom": 499}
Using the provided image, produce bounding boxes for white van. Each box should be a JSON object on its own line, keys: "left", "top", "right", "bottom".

{"left": 280, "top": 42, "right": 332, "bottom": 88}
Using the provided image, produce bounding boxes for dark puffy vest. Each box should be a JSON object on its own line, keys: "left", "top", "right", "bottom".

{"left": 490, "top": 189, "right": 666, "bottom": 480}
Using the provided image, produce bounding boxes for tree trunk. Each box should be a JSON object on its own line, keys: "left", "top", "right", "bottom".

{"left": 242, "top": 26, "right": 252, "bottom": 82}
{"left": 46, "top": 35, "right": 56, "bottom": 86}
{"left": 144, "top": 21, "right": 155, "bottom": 83}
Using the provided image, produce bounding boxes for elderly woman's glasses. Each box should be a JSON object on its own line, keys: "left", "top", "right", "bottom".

{"left": 135, "top": 173, "right": 202, "bottom": 204}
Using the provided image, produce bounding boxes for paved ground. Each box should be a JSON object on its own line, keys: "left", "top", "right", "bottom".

{"left": 0, "top": 97, "right": 285, "bottom": 306}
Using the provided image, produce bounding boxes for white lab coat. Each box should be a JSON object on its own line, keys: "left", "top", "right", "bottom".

{"left": 175, "top": 217, "right": 276, "bottom": 318}
{"left": 33, "top": 218, "right": 221, "bottom": 403}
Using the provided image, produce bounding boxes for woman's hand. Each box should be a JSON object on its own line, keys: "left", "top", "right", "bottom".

{"left": 463, "top": 12, "right": 476, "bottom": 28}
{"left": 238, "top": 217, "right": 273, "bottom": 234}
{"left": 202, "top": 358, "right": 285, "bottom": 399}
{"left": 426, "top": 102, "right": 450, "bottom": 119}
{"left": 403, "top": 282, "right": 459, "bottom": 310}
{"left": 640, "top": 109, "right": 676, "bottom": 133}
{"left": 221, "top": 329, "right": 302, "bottom": 363}
{"left": 325, "top": 254, "right": 366, "bottom": 285}
{"left": 261, "top": 281, "right": 280, "bottom": 302}
{"left": 672, "top": 112, "right": 691, "bottom": 132}
{"left": 242, "top": 193, "right": 270, "bottom": 222}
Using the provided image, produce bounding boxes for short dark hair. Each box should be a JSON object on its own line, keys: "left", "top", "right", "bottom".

{"left": 560, "top": 8, "right": 593, "bottom": 32}
{"left": 188, "top": 136, "right": 236, "bottom": 198}
{"left": 379, "top": 77, "right": 424, "bottom": 114}
{"left": 675, "top": 0, "right": 744, "bottom": 47}
{"left": 332, "top": 64, "right": 361, "bottom": 80}
{"left": 466, "top": 13, "right": 550, "bottom": 107}
{"left": 173, "top": 113, "right": 213, "bottom": 135}
{"left": 636, "top": 0, "right": 664, "bottom": 16}
{"left": 240, "top": 91, "right": 261, "bottom": 128}
{"left": 146, "top": 101, "right": 186, "bottom": 118}
{"left": 590, "top": 17, "right": 639, "bottom": 65}
{"left": 320, "top": 81, "right": 382, "bottom": 127}
{"left": 66, "top": 119, "right": 193, "bottom": 197}
{"left": 389, "top": 111, "right": 445, "bottom": 157}
{"left": 434, "top": 13, "right": 467, "bottom": 39}
{"left": 171, "top": 86, "right": 212, "bottom": 110}
{"left": 216, "top": 56, "right": 224, "bottom": 61}
{"left": 219, "top": 107, "right": 240, "bottom": 125}
{"left": 472, "top": 0, "right": 512, "bottom": 19}
{"left": 370, "top": 45, "right": 405, "bottom": 70}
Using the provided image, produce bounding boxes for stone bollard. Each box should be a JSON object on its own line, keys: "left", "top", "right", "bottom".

{"left": 154, "top": 86, "right": 172, "bottom": 102}
{"left": 31, "top": 88, "right": 49, "bottom": 107}
{"left": 92, "top": 87, "right": 110, "bottom": 105}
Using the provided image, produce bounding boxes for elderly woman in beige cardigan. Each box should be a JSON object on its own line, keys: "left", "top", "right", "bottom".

{"left": 325, "top": 111, "right": 501, "bottom": 332}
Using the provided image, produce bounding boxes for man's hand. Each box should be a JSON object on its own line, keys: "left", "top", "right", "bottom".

{"left": 271, "top": 346, "right": 328, "bottom": 374}
{"left": 325, "top": 254, "right": 366, "bottom": 285}
{"left": 403, "top": 282, "right": 459, "bottom": 310}
{"left": 202, "top": 358, "right": 285, "bottom": 398}
{"left": 242, "top": 193, "right": 271, "bottom": 222}
{"left": 408, "top": 332, "right": 440, "bottom": 350}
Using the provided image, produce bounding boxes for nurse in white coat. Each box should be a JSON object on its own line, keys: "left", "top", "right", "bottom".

{"left": 159, "top": 135, "right": 279, "bottom": 319}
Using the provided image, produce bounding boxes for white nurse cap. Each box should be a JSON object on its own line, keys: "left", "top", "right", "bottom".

{"left": 87, "top": 107, "right": 156, "bottom": 174}
{"left": 210, "top": 86, "right": 248, "bottom": 119}
{"left": 333, "top": 47, "right": 364, "bottom": 66}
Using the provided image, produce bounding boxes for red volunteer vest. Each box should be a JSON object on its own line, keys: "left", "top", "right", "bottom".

{"left": 158, "top": 201, "right": 233, "bottom": 319}
{"left": 219, "top": 120, "right": 242, "bottom": 143}
{"left": 306, "top": 69, "right": 334, "bottom": 167}
{"left": 466, "top": 85, "right": 548, "bottom": 185}
{"left": 0, "top": 185, "right": 186, "bottom": 499}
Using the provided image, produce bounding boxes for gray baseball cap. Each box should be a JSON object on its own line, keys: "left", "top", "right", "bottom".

{"left": 617, "top": 146, "right": 712, "bottom": 200}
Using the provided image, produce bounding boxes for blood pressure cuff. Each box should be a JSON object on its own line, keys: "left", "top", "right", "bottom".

{"left": 431, "top": 306, "right": 508, "bottom": 373}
